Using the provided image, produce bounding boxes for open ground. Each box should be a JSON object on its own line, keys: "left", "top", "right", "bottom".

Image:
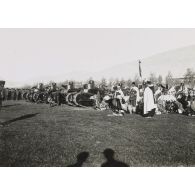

{"left": 0, "top": 101, "right": 195, "bottom": 167}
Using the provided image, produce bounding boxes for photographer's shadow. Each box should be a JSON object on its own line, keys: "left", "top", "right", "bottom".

{"left": 101, "top": 148, "right": 129, "bottom": 167}
{"left": 67, "top": 152, "right": 89, "bottom": 167}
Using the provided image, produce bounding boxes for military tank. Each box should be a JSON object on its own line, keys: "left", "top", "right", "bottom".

{"left": 64, "top": 80, "right": 101, "bottom": 107}
{"left": 60, "top": 81, "right": 79, "bottom": 106}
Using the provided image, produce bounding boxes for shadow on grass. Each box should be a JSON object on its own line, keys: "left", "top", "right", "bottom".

{"left": 67, "top": 149, "right": 129, "bottom": 167}
{"left": 0, "top": 113, "right": 39, "bottom": 126}
{"left": 67, "top": 152, "right": 89, "bottom": 167}
{"left": 2, "top": 103, "right": 21, "bottom": 108}
{"left": 101, "top": 148, "right": 129, "bottom": 167}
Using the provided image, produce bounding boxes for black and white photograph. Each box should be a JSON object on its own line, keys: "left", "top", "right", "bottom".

{"left": 0, "top": 28, "right": 195, "bottom": 167}
{"left": 0, "top": 1, "right": 195, "bottom": 194}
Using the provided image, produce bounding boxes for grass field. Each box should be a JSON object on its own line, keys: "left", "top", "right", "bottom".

{"left": 0, "top": 100, "right": 195, "bottom": 167}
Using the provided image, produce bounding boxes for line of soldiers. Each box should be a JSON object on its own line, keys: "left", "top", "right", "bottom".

{"left": 0, "top": 80, "right": 104, "bottom": 108}
{"left": 0, "top": 81, "right": 61, "bottom": 107}
{"left": 2, "top": 88, "right": 24, "bottom": 101}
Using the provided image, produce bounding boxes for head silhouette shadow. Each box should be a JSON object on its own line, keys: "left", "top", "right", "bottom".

{"left": 2, "top": 103, "right": 21, "bottom": 108}
{"left": 101, "top": 148, "right": 129, "bottom": 167}
{"left": 0, "top": 113, "right": 39, "bottom": 126}
{"left": 68, "top": 152, "right": 89, "bottom": 167}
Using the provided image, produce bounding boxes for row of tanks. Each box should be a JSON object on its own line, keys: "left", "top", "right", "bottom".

{"left": 24, "top": 80, "right": 106, "bottom": 108}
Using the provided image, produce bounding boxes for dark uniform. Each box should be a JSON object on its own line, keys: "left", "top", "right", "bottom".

{"left": 0, "top": 81, "right": 5, "bottom": 109}
{"left": 3, "top": 88, "right": 9, "bottom": 101}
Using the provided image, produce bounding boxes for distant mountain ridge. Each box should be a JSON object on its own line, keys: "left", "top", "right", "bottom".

{"left": 51, "top": 44, "right": 195, "bottom": 82}
{"left": 2, "top": 45, "right": 195, "bottom": 87}
{"left": 92, "top": 44, "right": 195, "bottom": 80}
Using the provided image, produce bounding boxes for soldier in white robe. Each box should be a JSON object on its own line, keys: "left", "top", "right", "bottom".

{"left": 143, "top": 81, "right": 156, "bottom": 117}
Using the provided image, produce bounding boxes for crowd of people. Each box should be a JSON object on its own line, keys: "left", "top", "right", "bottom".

{"left": 1, "top": 79, "right": 195, "bottom": 117}
{"left": 94, "top": 81, "right": 195, "bottom": 117}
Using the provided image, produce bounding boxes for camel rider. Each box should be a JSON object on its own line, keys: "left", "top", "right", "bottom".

{"left": 114, "top": 85, "right": 125, "bottom": 115}
{"left": 0, "top": 80, "right": 5, "bottom": 109}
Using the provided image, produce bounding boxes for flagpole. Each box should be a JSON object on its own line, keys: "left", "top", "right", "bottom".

{"left": 139, "top": 60, "right": 143, "bottom": 82}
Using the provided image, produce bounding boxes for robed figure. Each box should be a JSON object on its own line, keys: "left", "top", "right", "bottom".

{"left": 143, "top": 81, "right": 155, "bottom": 117}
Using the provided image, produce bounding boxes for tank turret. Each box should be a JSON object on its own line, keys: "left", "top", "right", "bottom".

{"left": 88, "top": 80, "right": 95, "bottom": 89}
{"left": 68, "top": 81, "right": 74, "bottom": 90}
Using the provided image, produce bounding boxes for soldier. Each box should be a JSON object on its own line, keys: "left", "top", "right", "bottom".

{"left": 3, "top": 87, "right": 9, "bottom": 101}
{"left": 48, "top": 82, "right": 61, "bottom": 106}
{"left": 18, "top": 89, "right": 22, "bottom": 100}
{"left": 129, "top": 82, "right": 140, "bottom": 113}
{"left": 15, "top": 88, "right": 19, "bottom": 100}
{"left": 35, "top": 83, "right": 45, "bottom": 103}
{"left": 0, "top": 80, "right": 5, "bottom": 109}
{"left": 113, "top": 84, "right": 125, "bottom": 116}
{"left": 8, "top": 88, "right": 12, "bottom": 100}
{"left": 10, "top": 88, "right": 16, "bottom": 100}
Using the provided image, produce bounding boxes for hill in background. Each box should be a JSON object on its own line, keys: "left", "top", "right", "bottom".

{"left": 45, "top": 44, "right": 195, "bottom": 82}
{"left": 2, "top": 45, "right": 195, "bottom": 87}
{"left": 92, "top": 45, "right": 195, "bottom": 81}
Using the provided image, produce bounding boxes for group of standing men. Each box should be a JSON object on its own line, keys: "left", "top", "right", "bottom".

{"left": 110, "top": 80, "right": 156, "bottom": 117}
{"left": 111, "top": 79, "right": 195, "bottom": 117}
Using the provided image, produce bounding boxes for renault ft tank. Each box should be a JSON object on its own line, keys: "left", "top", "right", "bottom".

{"left": 47, "top": 82, "right": 62, "bottom": 106}
{"left": 64, "top": 81, "right": 81, "bottom": 106}
{"left": 66, "top": 80, "right": 104, "bottom": 107}
{"left": 72, "top": 91, "right": 95, "bottom": 107}
{"left": 32, "top": 83, "right": 49, "bottom": 103}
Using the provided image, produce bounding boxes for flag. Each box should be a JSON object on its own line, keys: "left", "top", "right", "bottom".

{"left": 139, "top": 60, "right": 142, "bottom": 78}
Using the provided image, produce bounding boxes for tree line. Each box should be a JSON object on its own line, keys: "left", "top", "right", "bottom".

{"left": 21, "top": 68, "right": 195, "bottom": 89}
{"left": 97, "top": 68, "right": 195, "bottom": 88}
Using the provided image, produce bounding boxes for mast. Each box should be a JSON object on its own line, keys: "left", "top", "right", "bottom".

{"left": 138, "top": 60, "right": 142, "bottom": 82}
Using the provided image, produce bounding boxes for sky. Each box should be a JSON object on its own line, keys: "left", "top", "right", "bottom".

{"left": 1, "top": 28, "right": 195, "bottom": 85}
